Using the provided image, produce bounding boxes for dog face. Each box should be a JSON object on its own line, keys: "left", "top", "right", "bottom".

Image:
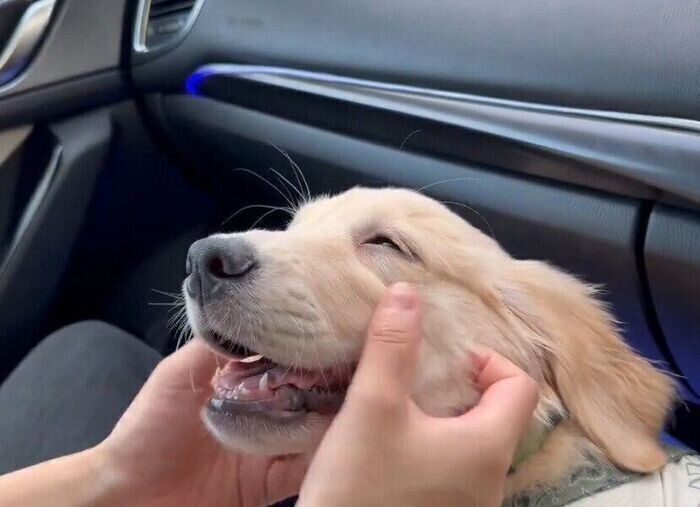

{"left": 184, "top": 187, "right": 675, "bottom": 480}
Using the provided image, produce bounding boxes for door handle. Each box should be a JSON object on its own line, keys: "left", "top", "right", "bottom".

{"left": 0, "top": 0, "right": 56, "bottom": 87}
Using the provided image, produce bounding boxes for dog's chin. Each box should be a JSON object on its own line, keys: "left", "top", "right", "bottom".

{"left": 202, "top": 406, "right": 332, "bottom": 455}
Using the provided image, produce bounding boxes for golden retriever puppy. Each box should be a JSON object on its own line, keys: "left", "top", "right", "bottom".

{"left": 183, "top": 187, "right": 677, "bottom": 497}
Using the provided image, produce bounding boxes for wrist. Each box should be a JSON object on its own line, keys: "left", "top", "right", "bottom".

{"left": 0, "top": 445, "right": 133, "bottom": 507}
{"left": 80, "top": 444, "right": 132, "bottom": 506}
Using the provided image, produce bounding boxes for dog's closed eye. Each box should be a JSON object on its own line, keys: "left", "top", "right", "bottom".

{"left": 363, "top": 234, "right": 402, "bottom": 252}
{"left": 361, "top": 232, "right": 420, "bottom": 262}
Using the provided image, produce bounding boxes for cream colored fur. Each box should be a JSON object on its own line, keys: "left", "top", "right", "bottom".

{"left": 196, "top": 187, "right": 676, "bottom": 496}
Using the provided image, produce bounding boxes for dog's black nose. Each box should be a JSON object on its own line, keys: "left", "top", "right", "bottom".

{"left": 186, "top": 237, "right": 258, "bottom": 299}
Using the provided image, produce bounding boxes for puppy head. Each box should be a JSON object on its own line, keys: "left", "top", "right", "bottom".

{"left": 184, "top": 187, "right": 674, "bottom": 472}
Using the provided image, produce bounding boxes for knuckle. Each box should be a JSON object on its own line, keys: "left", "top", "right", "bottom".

{"left": 371, "top": 311, "right": 410, "bottom": 344}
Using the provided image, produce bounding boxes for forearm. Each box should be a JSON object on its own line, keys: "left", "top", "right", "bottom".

{"left": 0, "top": 447, "right": 120, "bottom": 507}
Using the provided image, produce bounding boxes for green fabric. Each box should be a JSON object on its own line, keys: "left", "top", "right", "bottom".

{"left": 511, "top": 425, "right": 552, "bottom": 470}
{"left": 504, "top": 446, "right": 692, "bottom": 507}
{"left": 511, "top": 416, "right": 565, "bottom": 471}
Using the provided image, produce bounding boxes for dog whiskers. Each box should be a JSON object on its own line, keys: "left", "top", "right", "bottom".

{"left": 439, "top": 200, "right": 495, "bottom": 239}
{"left": 270, "top": 144, "right": 311, "bottom": 203}
{"left": 232, "top": 167, "right": 298, "bottom": 210}
{"left": 222, "top": 203, "right": 294, "bottom": 228}
{"left": 399, "top": 128, "right": 423, "bottom": 150}
{"left": 270, "top": 166, "right": 306, "bottom": 206}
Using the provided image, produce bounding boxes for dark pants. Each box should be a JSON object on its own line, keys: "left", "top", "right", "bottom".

{"left": 0, "top": 321, "right": 161, "bottom": 474}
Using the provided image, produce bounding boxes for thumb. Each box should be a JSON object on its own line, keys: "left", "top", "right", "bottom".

{"left": 152, "top": 338, "right": 218, "bottom": 398}
{"left": 460, "top": 352, "right": 539, "bottom": 445}
{"left": 347, "top": 283, "right": 422, "bottom": 409}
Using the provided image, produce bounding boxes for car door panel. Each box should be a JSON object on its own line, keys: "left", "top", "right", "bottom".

{"left": 133, "top": 0, "right": 700, "bottom": 119}
{"left": 0, "top": 0, "right": 130, "bottom": 376}
{"left": 0, "top": 110, "right": 111, "bottom": 377}
{"left": 0, "top": 0, "right": 128, "bottom": 129}
{"left": 182, "top": 65, "right": 700, "bottom": 208}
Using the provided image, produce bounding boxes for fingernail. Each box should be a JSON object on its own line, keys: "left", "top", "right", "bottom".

{"left": 387, "top": 283, "right": 417, "bottom": 310}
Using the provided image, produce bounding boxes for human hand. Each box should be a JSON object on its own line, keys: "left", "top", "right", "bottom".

{"left": 297, "top": 283, "right": 540, "bottom": 507}
{"left": 93, "top": 339, "right": 306, "bottom": 507}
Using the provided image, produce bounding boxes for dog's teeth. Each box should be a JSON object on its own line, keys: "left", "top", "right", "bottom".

{"left": 212, "top": 399, "right": 223, "bottom": 409}
{"left": 260, "top": 372, "right": 269, "bottom": 391}
{"left": 240, "top": 387, "right": 251, "bottom": 397}
{"left": 229, "top": 383, "right": 243, "bottom": 399}
{"left": 240, "top": 354, "right": 264, "bottom": 363}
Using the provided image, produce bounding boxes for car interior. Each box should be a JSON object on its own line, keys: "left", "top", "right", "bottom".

{"left": 0, "top": 0, "right": 698, "bottom": 454}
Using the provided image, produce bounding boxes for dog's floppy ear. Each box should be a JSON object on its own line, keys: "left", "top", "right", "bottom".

{"left": 501, "top": 260, "right": 676, "bottom": 472}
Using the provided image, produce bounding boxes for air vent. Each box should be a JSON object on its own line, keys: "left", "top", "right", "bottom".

{"left": 149, "top": 0, "right": 196, "bottom": 19}
{"left": 136, "top": 0, "right": 200, "bottom": 51}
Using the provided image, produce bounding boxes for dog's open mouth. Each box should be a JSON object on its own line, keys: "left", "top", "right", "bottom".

{"left": 205, "top": 332, "right": 353, "bottom": 419}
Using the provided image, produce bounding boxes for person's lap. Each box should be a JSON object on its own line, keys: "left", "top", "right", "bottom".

{"left": 0, "top": 321, "right": 161, "bottom": 474}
